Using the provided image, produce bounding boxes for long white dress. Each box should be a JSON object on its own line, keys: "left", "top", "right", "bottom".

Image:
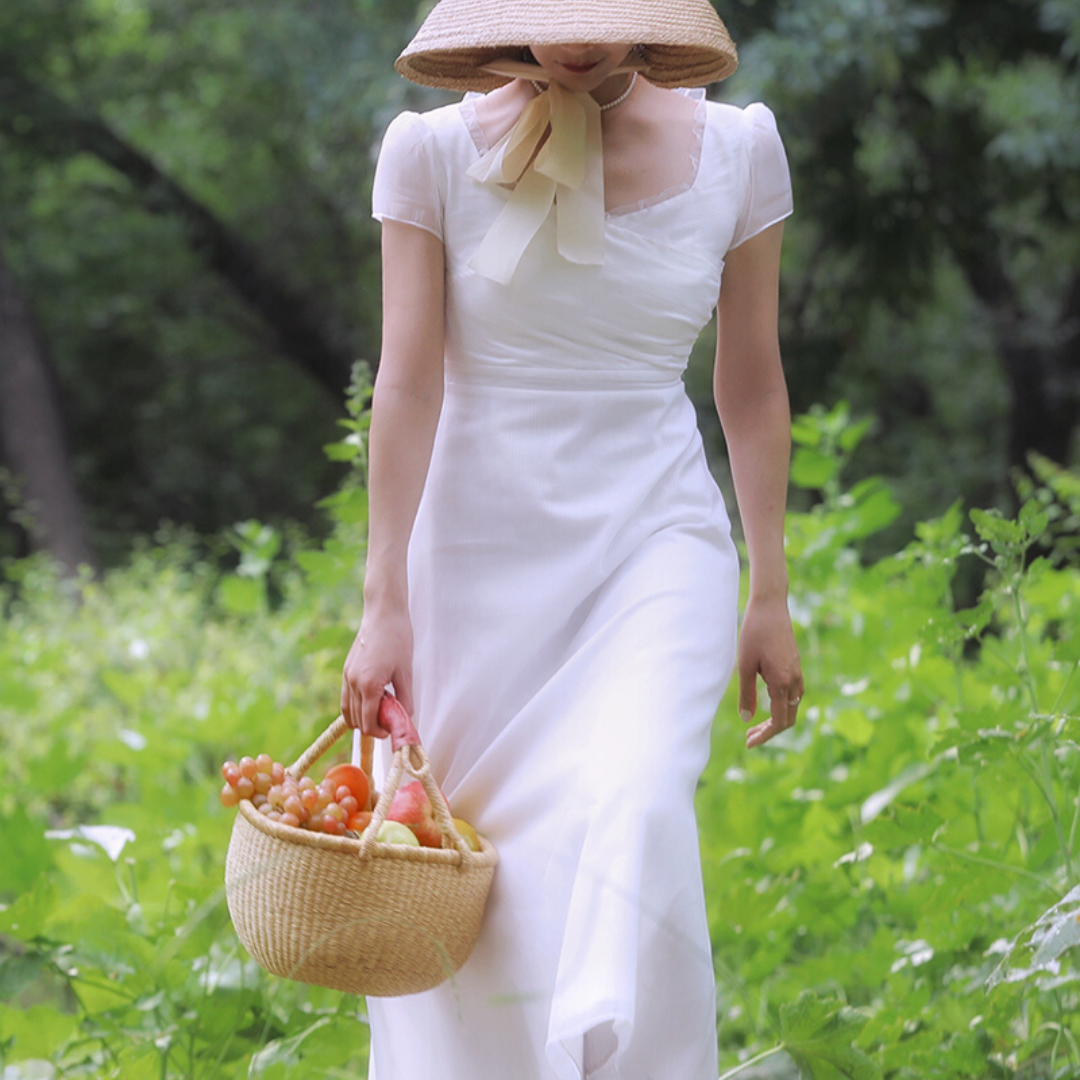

{"left": 367, "top": 87, "right": 792, "bottom": 1080}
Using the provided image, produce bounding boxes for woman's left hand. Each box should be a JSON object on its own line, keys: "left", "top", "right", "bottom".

{"left": 737, "top": 595, "right": 804, "bottom": 749}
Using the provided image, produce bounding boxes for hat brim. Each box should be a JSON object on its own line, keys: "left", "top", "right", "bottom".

{"left": 395, "top": 0, "right": 738, "bottom": 91}
{"left": 396, "top": 45, "right": 736, "bottom": 92}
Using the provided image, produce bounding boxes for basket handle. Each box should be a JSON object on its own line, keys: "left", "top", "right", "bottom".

{"left": 357, "top": 695, "right": 481, "bottom": 865}
{"left": 287, "top": 716, "right": 375, "bottom": 809}
{"left": 379, "top": 692, "right": 421, "bottom": 751}
{"left": 288, "top": 690, "right": 418, "bottom": 781}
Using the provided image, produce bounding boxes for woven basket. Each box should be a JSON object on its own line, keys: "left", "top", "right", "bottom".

{"left": 224, "top": 710, "right": 498, "bottom": 997}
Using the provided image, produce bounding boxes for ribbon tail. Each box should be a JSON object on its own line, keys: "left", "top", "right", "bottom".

{"left": 467, "top": 94, "right": 550, "bottom": 185}
{"left": 465, "top": 82, "right": 606, "bottom": 283}
{"left": 535, "top": 83, "right": 587, "bottom": 189}
{"left": 468, "top": 166, "right": 557, "bottom": 285}
{"left": 555, "top": 96, "right": 605, "bottom": 266}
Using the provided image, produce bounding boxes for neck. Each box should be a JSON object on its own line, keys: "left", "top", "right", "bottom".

{"left": 589, "top": 71, "right": 636, "bottom": 109}
{"left": 524, "top": 71, "right": 639, "bottom": 117}
{"left": 485, "top": 58, "right": 644, "bottom": 110}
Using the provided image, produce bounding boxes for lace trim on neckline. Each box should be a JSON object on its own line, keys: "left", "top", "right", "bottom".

{"left": 458, "top": 89, "right": 708, "bottom": 219}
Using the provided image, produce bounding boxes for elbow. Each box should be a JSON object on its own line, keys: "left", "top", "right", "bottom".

{"left": 374, "top": 379, "right": 444, "bottom": 416}
{"left": 373, "top": 358, "right": 445, "bottom": 413}
{"left": 714, "top": 354, "right": 790, "bottom": 431}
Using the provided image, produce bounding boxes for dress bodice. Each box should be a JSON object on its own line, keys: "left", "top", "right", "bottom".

{"left": 372, "top": 91, "right": 792, "bottom": 388}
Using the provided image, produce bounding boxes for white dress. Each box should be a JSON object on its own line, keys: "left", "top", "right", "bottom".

{"left": 367, "top": 87, "right": 792, "bottom": 1080}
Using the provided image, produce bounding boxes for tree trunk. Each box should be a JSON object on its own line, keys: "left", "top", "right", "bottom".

{"left": 954, "top": 250, "right": 1079, "bottom": 472}
{"left": 925, "top": 105, "right": 1080, "bottom": 473}
{"left": 0, "top": 237, "right": 97, "bottom": 575}
{"left": 0, "top": 64, "right": 356, "bottom": 396}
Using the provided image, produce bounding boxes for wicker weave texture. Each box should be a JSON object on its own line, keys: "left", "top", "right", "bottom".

{"left": 396, "top": 0, "right": 738, "bottom": 91}
{"left": 224, "top": 716, "right": 498, "bottom": 997}
{"left": 226, "top": 805, "right": 497, "bottom": 996}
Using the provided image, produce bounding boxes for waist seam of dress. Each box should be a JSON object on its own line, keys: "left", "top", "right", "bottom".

{"left": 444, "top": 365, "right": 684, "bottom": 392}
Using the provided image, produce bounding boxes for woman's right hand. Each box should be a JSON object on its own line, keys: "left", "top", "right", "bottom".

{"left": 340, "top": 604, "right": 415, "bottom": 737}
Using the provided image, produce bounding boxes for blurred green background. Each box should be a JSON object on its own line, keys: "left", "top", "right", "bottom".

{"left": 2, "top": 0, "right": 1077, "bottom": 571}
{"left": 2, "top": 2, "right": 1080, "bottom": 1078}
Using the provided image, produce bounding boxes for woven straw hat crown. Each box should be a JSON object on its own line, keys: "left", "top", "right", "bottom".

{"left": 396, "top": 0, "right": 738, "bottom": 92}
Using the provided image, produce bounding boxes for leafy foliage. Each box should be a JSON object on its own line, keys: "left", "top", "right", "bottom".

{"left": 2, "top": 392, "right": 1078, "bottom": 1077}
{"left": 0, "top": 373, "right": 372, "bottom": 1078}
{"left": 778, "top": 993, "right": 879, "bottom": 1080}
{"left": 700, "top": 404, "right": 1080, "bottom": 1078}
{"left": 4, "top": 1, "right": 1079, "bottom": 567}
{"left": 722, "top": 0, "right": 1080, "bottom": 531}
{"left": 0, "top": 0, "right": 439, "bottom": 562}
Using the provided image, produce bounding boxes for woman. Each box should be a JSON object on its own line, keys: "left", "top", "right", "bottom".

{"left": 341, "top": 1, "right": 804, "bottom": 1076}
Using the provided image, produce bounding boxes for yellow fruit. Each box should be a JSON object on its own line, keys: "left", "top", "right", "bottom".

{"left": 447, "top": 817, "right": 480, "bottom": 852}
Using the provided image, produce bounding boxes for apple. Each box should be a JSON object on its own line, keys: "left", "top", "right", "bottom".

{"left": 386, "top": 780, "right": 445, "bottom": 848}
{"left": 376, "top": 820, "right": 420, "bottom": 846}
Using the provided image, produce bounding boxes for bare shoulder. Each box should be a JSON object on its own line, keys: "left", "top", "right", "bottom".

{"left": 637, "top": 81, "right": 699, "bottom": 125}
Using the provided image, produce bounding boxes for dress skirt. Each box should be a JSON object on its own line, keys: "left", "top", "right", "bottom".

{"left": 366, "top": 367, "right": 739, "bottom": 1080}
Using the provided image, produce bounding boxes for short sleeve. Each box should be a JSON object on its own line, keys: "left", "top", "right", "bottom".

{"left": 371, "top": 111, "right": 444, "bottom": 241}
{"left": 729, "top": 102, "right": 794, "bottom": 250}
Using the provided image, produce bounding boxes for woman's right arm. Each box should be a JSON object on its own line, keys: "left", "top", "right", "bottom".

{"left": 341, "top": 218, "right": 446, "bottom": 736}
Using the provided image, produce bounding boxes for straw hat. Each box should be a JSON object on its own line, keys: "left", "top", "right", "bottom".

{"left": 396, "top": 0, "right": 738, "bottom": 92}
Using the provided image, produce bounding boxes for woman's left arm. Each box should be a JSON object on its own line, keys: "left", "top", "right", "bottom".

{"left": 714, "top": 220, "right": 805, "bottom": 749}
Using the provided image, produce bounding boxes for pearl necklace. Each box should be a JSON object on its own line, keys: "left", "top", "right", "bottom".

{"left": 530, "top": 71, "right": 638, "bottom": 112}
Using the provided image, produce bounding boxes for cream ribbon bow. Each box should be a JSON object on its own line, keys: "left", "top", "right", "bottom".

{"left": 467, "top": 60, "right": 606, "bottom": 285}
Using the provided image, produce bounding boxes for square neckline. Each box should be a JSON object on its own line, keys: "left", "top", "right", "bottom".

{"left": 457, "top": 92, "right": 707, "bottom": 220}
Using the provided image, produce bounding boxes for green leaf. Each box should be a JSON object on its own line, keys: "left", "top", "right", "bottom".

{"left": 988, "top": 882, "right": 1080, "bottom": 990}
{"left": 859, "top": 762, "right": 936, "bottom": 825}
{"left": 216, "top": 574, "right": 264, "bottom": 615}
{"left": 779, "top": 992, "right": 881, "bottom": 1080}
{"left": 25, "top": 736, "right": 91, "bottom": 801}
{"left": 316, "top": 484, "right": 369, "bottom": 525}
{"left": 101, "top": 667, "right": 143, "bottom": 708}
{"left": 791, "top": 448, "right": 840, "bottom": 491}
{"left": 0, "top": 808, "right": 54, "bottom": 897}
{"left": 930, "top": 726, "right": 1018, "bottom": 765}
{"left": 0, "top": 1002, "right": 78, "bottom": 1059}
{"left": 1018, "top": 498, "right": 1050, "bottom": 537}
{"left": 837, "top": 416, "right": 873, "bottom": 453}
{"left": 322, "top": 440, "right": 360, "bottom": 461}
{"left": 842, "top": 479, "right": 902, "bottom": 539}
{"left": 864, "top": 803, "right": 944, "bottom": 849}
{"left": 249, "top": 1017, "right": 333, "bottom": 1075}
{"left": 0, "top": 877, "right": 58, "bottom": 942}
{"left": 0, "top": 952, "right": 51, "bottom": 1001}
{"left": 0, "top": 675, "right": 39, "bottom": 710}
{"left": 970, "top": 508, "right": 1026, "bottom": 552}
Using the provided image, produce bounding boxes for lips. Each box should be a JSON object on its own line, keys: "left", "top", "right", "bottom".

{"left": 561, "top": 61, "right": 600, "bottom": 74}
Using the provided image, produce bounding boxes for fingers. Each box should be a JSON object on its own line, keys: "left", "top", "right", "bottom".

{"left": 360, "top": 677, "right": 392, "bottom": 739}
{"left": 745, "top": 675, "right": 805, "bottom": 749}
{"left": 340, "top": 633, "right": 363, "bottom": 730}
{"left": 737, "top": 654, "right": 758, "bottom": 725}
{"left": 341, "top": 631, "right": 401, "bottom": 739}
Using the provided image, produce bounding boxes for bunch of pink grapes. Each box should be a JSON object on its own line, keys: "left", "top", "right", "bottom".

{"left": 220, "top": 754, "right": 363, "bottom": 835}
